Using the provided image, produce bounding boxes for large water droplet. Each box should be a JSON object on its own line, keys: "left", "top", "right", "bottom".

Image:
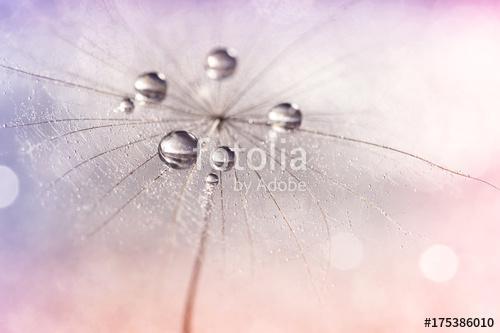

{"left": 135, "top": 72, "right": 167, "bottom": 104}
{"left": 205, "top": 48, "right": 237, "bottom": 80}
{"left": 158, "top": 130, "right": 198, "bottom": 169}
{"left": 268, "top": 103, "right": 302, "bottom": 131}
{"left": 211, "top": 146, "right": 236, "bottom": 171}
{"left": 205, "top": 173, "right": 219, "bottom": 186}
{"left": 115, "top": 97, "right": 134, "bottom": 114}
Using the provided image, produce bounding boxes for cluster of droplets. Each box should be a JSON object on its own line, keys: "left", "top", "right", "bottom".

{"left": 115, "top": 46, "right": 303, "bottom": 183}
{"left": 114, "top": 72, "right": 168, "bottom": 114}
{"left": 115, "top": 47, "right": 238, "bottom": 115}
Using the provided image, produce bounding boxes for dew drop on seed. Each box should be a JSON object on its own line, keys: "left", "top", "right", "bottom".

{"left": 158, "top": 130, "right": 198, "bottom": 169}
{"left": 268, "top": 103, "right": 302, "bottom": 131}
{"left": 205, "top": 173, "right": 219, "bottom": 186}
{"left": 134, "top": 72, "right": 167, "bottom": 104}
{"left": 211, "top": 146, "right": 236, "bottom": 171}
{"left": 205, "top": 48, "right": 238, "bottom": 80}
{"left": 115, "top": 97, "right": 135, "bottom": 114}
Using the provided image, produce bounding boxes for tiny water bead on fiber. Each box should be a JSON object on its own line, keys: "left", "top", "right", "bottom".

{"left": 115, "top": 97, "right": 135, "bottom": 114}
{"left": 205, "top": 47, "right": 238, "bottom": 80}
{"left": 211, "top": 146, "right": 236, "bottom": 171}
{"left": 158, "top": 130, "right": 199, "bottom": 170}
{"left": 268, "top": 103, "right": 302, "bottom": 131}
{"left": 205, "top": 173, "right": 219, "bottom": 186}
{"left": 134, "top": 72, "right": 168, "bottom": 104}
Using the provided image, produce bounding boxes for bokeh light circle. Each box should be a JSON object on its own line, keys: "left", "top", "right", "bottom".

{"left": 331, "top": 232, "right": 364, "bottom": 271}
{"left": 0, "top": 165, "right": 20, "bottom": 209}
{"left": 419, "top": 244, "right": 459, "bottom": 283}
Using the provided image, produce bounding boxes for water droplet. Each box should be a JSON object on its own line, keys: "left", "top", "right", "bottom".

{"left": 134, "top": 72, "right": 167, "bottom": 104}
{"left": 268, "top": 103, "right": 302, "bottom": 131}
{"left": 205, "top": 48, "right": 238, "bottom": 80}
{"left": 115, "top": 97, "right": 134, "bottom": 114}
{"left": 205, "top": 173, "right": 219, "bottom": 185}
{"left": 211, "top": 146, "right": 235, "bottom": 171}
{"left": 158, "top": 130, "right": 198, "bottom": 169}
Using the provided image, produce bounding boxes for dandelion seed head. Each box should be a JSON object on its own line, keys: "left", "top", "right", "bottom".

{"left": 2, "top": 1, "right": 500, "bottom": 331}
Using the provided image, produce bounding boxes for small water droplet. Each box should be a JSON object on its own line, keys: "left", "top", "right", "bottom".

{"left": 134, "top": 72, "right": 167, "bottom": 104}
{"left": 115, "top": 97, "right": 134, "bottom": 114}
{"left": 211, "top": 146, "right": 235, "bottom": 171}
{"left": 205, "top": 173, "right": 219, "bottom": 186}
{"left": 158, "top": 130, "right": 198, "bottom": 169}
{"left": 268, "top": 103, "right": 302, "bottom": 131}
{"left": 205, "top": 47, "right": 238, "bottom": 80}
